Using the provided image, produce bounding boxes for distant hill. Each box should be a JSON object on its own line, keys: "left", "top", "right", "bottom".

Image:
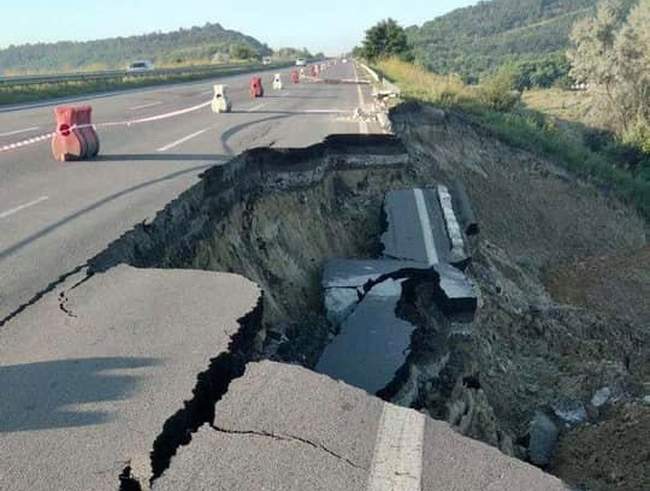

{"left": 408, "top": 0, "right": 599, "bottom": 81}
{"left": 0, "top": 23, "right": 272, "bottom": 75}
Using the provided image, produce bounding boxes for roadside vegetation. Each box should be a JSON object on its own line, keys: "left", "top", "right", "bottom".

{"left": 359, "top": 2, "right": 650, "bottom": 219}
{"left": 0, "top": 62, "right": 290, "bottom": 106}
{"left": 376, "top": 57, "right": 650, "bottom": 219}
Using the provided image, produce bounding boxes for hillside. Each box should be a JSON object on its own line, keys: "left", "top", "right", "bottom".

{"left": 0, "top": 23, "right": 272, "bottom": 75}
{"left": 408, "top": 0, "right": 598, "bottom": 80}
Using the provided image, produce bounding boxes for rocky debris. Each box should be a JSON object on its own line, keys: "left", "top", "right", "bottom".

{"left": 551, "top": 402, "right": 650, "bottom": 491}
{"left": 528, "top": 412, "right": 559, "bottom": 467}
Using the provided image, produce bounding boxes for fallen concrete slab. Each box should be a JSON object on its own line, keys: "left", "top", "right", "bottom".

{"left": 381, "top": 188, "right": 451, "bottom": 265}
{"left": 381, "top": 187, "right": 472, "bottom": 268}
{"left": 155, "top": 361, "right": 568, "bottom": 490}
{"left": 317, "top": 279, "right": 416, "bottom": 394}
{"left": 0, "top": 264, "right": 261, "bottom": 491}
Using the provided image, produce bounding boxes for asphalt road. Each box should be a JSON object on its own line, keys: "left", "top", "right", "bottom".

{"left": 0, "top": 61, "right": 376, "bottom": 323}
{"left": 155, "top": 361, "right": 568, "bottom": 491}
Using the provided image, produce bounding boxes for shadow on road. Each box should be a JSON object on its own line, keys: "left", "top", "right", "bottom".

{"left": 0, "top": 357, "right": 161, "bottom": 432}
{"left": 96, "top": 154, "right": 228, "bottom": 162}
{"left": 0, "top": 164, "right": 212, "bottom": 261}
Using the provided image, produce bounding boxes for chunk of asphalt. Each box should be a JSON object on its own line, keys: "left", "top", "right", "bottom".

{"left": 316, "top": 279, "right": 416, "bottom": 395}
{"left": 381, "top": 188, "right": 450, "bottom": 265}
{"left": 322, "top": 258, "right": 429, "bottom": 326}
{"left": 450, "top": 178, "right": 479, "bottom": 236}
{"left": 323, "top": 287, "right": 361, "bottom": 326}
{"left": 0, "top": 264, "right": 261, "bottom": 491}
{"left": 322, "top": 258, "right": 428, "bottom": 289}
{"left": 156, "top": 361, "right": 568, "bottom": 490}
{"left": 434, "top": 262, "right": 478, "bottom": 317}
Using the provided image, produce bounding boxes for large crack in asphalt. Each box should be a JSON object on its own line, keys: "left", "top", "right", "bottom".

{"left": 209, "top": 424, "right": 367, "bottom": 471}
{"left": 0, "top": 263, "right": 89, "bottom": 328}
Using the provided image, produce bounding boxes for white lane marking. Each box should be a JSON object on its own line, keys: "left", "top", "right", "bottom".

{"left": 368, "top": 403, "right": 426, "bottom": 491}
{"left": 413, "top": 188, "right": 438, "bottom": 265}
{"left": 0, "top": 127, "right": 41, "bottom": 137}
{"left": 201, "top": 90, "right": 214, "bottom": 96}
{"left": 0, "top": 132, "right": 55, "bottom": 154}
{"left": 157, "top": 128, "right": 210, "bottom": 152}
{"left": 0, "top": 196, "right": 49, "bottom": 220}
{"left": 302, "top": 109, "right": 349, "bottom": 114}
{"left": 352, "top": 64, "right": 369, "bottom": 134}
{"left": 129, "top": 101, "right": 162, "bottom": 111}
{"left": 246, "top": 103, "right": 267, "bottom": 112}
{"left": 125, "top": 101, "right": 211, "bottom": 126}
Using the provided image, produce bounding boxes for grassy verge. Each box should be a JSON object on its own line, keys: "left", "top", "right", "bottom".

{"left": 376, "top": 58, "right": 650, "bottom": 220}
{"left": 0, "top": 62, "right": 291, "bottom": 106}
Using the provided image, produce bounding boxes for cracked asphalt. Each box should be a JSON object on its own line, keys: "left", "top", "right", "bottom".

{"left": 155, "top": 362, "right": 568, "bottom": 491}
{"left": 0, "top": 63, "right": 571, "bottom": 490}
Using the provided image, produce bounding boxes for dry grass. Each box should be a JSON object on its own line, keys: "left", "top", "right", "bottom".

{"left": 376, "top": 58, "right": 477, "bottom": 107}
{"left": 523, "top": 88, "right": 594, "bottom": 126}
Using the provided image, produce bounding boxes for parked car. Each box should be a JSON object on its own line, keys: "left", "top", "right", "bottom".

{"left": 127, "top": 60, "right": 154, "bottom": 73}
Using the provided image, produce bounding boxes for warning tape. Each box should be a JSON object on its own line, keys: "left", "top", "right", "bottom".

{"left": 0, "top": 100, "right": 212, "bottom": 155}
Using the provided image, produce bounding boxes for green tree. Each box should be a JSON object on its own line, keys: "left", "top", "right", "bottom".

{"left": 229, "top": 43, "right": 257, "bottom": 60}
{"left": 361, "top": 19, "right": 413, "bottom": 62}
{"left": 568, "top": 0, "right": 650, "bottom": 135}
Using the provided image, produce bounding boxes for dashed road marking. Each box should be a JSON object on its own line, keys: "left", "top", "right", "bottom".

{"left": 368, "top": 403, "right": 426, "bottom": 491}
{"left": 0, "top": 196, "right": 49, "bottom": 220}
{"left": 156, "top": 128, "right": 210, "bottom": 152}
{"left": 246, "top": 103, "right": 267, "bottom": 112}
{"left": 0, "top": 127, "right": 41, "bottom": 137}
{"left": 129, "top": 101, "right": 162, "bottom": 111}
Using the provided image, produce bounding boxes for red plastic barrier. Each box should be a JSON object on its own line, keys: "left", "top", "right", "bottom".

{"left": 311, "top": 65, "right": 317, "bottom": 77}
{"left": 291, "top": 69, "right": 300, "bottom": 84}
{"left": 51, "top": 106, "right": 100, "bottom": 161}
{"left": 76, "top": 106, "right": 100, "bottom": 158}
{"left": 249, "top": 77, "right": 264, "bottom": 98}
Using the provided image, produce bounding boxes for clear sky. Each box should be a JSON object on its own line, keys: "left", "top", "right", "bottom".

{"left": 0, "top": 0, "right": 480, "bottom": 54}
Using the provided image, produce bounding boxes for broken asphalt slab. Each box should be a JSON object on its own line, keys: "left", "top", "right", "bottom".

{"left": 0, "top": 264, "right": 261, "bottom": 491}
{"left": 155, "top": 361, "right": 569, "bottom": 490}
{"left": 317, "top": 279, "right": 416, "bottom": 394}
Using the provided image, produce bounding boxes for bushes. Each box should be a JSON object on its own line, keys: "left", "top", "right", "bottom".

{"left": 477, "top": 64, "right": 521, "bottom": 112}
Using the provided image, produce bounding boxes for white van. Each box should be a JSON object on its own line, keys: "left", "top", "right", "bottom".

{"left": 127, "top": 60, "right": 154, "bottom": 73}
{"left": 295, "top": 58, "right": 306, "bottom": 66}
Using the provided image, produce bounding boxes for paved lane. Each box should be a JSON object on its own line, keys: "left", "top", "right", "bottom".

{"left": 0, "top": 62, "right": 376, "bottom": 323}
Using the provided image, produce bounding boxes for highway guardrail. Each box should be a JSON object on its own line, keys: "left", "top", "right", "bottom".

{"left": 0, "top": 62, "right": 294, "bottom": 88}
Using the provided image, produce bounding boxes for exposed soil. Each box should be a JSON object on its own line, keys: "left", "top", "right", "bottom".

{"left": 551, "top": 402, "right": 650, "bottom": 491}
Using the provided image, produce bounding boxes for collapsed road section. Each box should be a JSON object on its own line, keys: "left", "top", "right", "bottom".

{"left": 316, "top": 185, "right": 478, "bottom": 395}
{"left": 2, "top": 123, "right": 611, "bottom": 489}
